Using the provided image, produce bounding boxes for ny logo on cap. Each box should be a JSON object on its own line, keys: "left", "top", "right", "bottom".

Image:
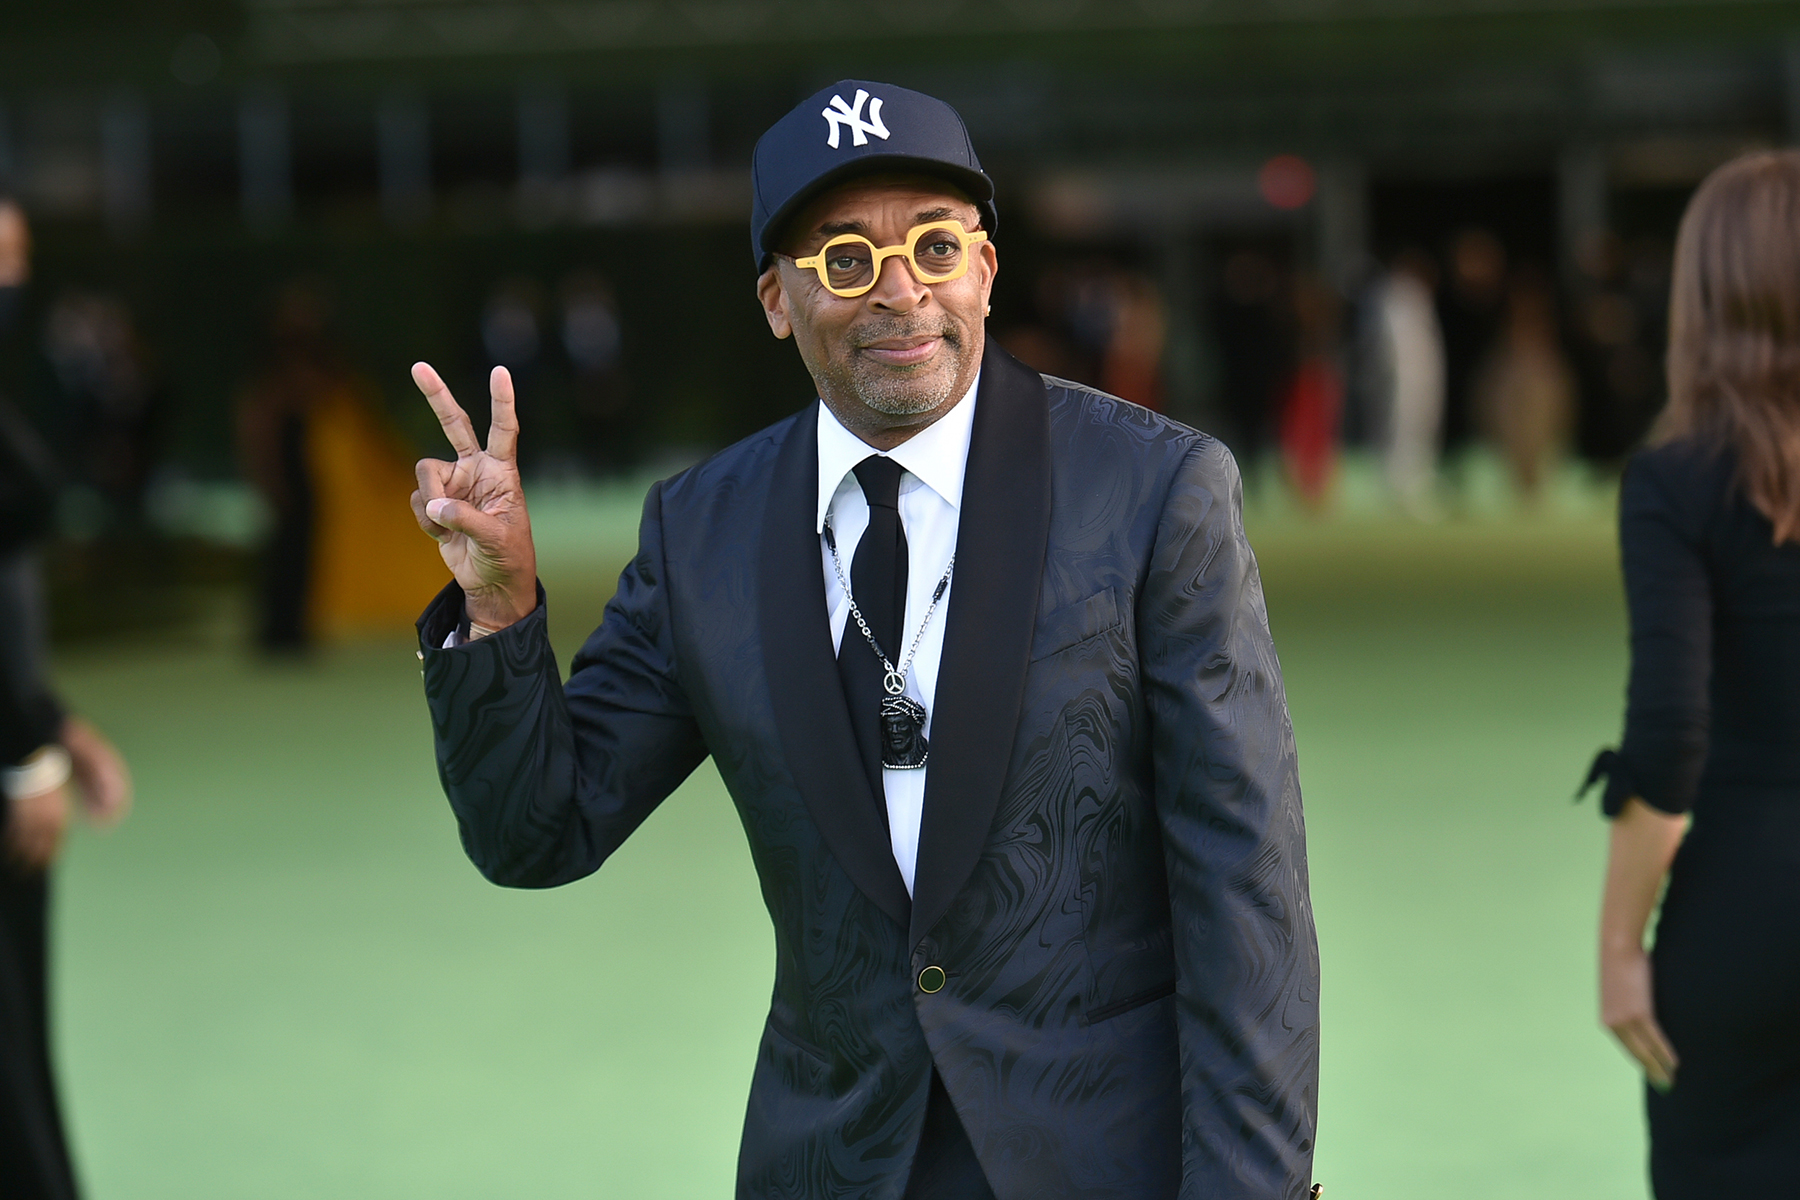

{"left": 822, "top": 89, "right": 890, "bottom": 149}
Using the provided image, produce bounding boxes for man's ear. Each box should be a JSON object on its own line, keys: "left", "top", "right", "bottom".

{"left": 756, "top": 265, "right": 793, "bottom": 340}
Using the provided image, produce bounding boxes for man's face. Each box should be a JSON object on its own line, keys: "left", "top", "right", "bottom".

{"left": 756, "top": 175, "right": 996, "bottom": 447}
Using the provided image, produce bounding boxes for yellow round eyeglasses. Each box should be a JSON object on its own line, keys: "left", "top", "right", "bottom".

{"left": 789, "top": 222, "right": 990, "bottom": 298}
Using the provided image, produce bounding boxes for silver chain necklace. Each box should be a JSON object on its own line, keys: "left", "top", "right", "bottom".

{"left": 823, "top": 516, "right": 954, "bottom": 770}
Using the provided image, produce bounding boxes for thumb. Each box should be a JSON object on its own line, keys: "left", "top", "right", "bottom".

{"left": 425, "top": 497, "right": 504, "bottom": 543}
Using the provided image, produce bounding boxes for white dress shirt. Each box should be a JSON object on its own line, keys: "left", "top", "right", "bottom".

{"left": 815, "top": 374, "right": 978, "bottom": 897}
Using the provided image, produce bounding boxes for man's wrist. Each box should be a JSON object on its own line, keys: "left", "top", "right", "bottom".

{"left": 462, "top": 586, "right": 535, "bottom": 638}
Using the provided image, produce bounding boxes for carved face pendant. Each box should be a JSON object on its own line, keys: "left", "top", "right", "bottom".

{"left": 879, "top": 694, "right": 929, "bottom": 769}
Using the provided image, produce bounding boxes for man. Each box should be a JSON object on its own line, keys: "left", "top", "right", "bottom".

{"left": 412, "top": 82, "right": 1318, "bottom": 1199}
{"left": 0, "top": 194, "right": 134, "bottom": 1200}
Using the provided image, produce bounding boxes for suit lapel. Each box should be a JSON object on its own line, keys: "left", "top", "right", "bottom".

{"left": 910, "top": 345, "right": 1052, "bottom": 946}
{"left": 760, "top": 405, "right": 913, "bottom": 930}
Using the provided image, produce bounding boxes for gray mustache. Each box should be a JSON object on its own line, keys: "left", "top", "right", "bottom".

{"left": 852, "top": 321, "right": 961, "bottom": 351}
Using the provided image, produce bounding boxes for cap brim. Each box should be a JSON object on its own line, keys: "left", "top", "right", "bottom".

{"left": 758, "top": 154, "right": 996, "bottom": 268}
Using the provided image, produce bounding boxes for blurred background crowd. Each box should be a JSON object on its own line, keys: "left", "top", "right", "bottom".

{"left": 3, "top": 3, "right": 1799, "bottom": 1197}
{"left": 4, "top": 0, "right": 1788, "bottom": 647}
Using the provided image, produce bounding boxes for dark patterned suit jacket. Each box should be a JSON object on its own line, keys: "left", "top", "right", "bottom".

{"left": 418, "top": 344, "right": 1319, "bottom": 1199}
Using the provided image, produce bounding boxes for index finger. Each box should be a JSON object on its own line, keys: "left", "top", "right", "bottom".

{"left": 412, "top": 362, "right": 482, "bottom": 458}
{"left": 486, "top": 365, "right": 519, "bottom": 463}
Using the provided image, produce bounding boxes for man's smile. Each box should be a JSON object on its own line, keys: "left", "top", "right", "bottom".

{"left": 859, "top": 335, "right": 943, "bottom": 367}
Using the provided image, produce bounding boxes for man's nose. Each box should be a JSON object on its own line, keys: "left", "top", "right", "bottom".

{"left": 866, "top": 252, "right": 929, "bottom": 313}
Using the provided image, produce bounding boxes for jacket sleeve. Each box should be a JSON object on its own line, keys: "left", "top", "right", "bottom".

{"left": 419, "top": 480, "right": 709, "bottom": 887}
{"left": 0, "top": 552, "right": 67, "bottom": 771}
{"left": 0, "top": 666, "right": 61, "bottom": 770}
{"left": 1139, "top": 439, "right": 1320, "bottom": 1199}
{"left": 0, "top": 400, "right": 60, "bottom": 557}
{"left": 1608, "top": 452, "right": 1712, "bottom": 816}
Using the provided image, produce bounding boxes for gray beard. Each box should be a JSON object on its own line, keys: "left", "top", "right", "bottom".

{"left": 837, "top": 322, "right": 965, "bottom": 416}
{"left": 852, "top": 362, "right": 960, "bottom": 416}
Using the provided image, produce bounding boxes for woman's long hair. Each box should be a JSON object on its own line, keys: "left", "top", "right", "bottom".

{"left": 1660, "top": 149, "right": 1800, "bottom": 543}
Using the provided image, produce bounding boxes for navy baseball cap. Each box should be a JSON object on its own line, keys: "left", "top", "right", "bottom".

{"left": 750, "top": 80, "right": 996, "bottom": 269}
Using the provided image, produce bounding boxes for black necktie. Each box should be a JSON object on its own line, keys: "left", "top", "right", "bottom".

{"left": 838, "top": 455, "right": 909, "bottom": 809}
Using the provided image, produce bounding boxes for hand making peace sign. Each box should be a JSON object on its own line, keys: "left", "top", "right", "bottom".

{"left": 410, "top": 362, "right": 539, "bottom": 631}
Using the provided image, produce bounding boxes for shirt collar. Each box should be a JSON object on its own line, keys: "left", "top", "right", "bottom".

{"left": 814, "top": 370, "right": 981, "bottom": 534}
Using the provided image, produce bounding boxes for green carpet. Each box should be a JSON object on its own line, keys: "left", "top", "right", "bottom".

{"left": 45, "top": 481, "right": 1650, "bottom": 1198}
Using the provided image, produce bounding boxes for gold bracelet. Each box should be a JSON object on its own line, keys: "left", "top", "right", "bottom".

{"left": 466, "top": 618, "right": 501, "bottom": 640}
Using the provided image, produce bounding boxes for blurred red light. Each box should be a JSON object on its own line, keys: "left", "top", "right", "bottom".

{"left": 1259, "top": 155, "right": 1316, "bottom": 210}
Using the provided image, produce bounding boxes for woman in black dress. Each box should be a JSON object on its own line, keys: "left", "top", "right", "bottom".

{"left": 1590, "top": 150, "right": 1800, "bottom": 1196}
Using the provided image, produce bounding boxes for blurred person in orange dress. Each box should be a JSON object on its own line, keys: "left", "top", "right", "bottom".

{"left": 1471, "top": 266, "right": 1576, "bottom": 501}
{"left": 1276, "top": 275, "right": 1344, "bottom": 510}
{"left": 236, "top": 282, "right": 446, "bottom": 651}
{"left": 0, "top": 195, "right": 133, "bottom": 1200}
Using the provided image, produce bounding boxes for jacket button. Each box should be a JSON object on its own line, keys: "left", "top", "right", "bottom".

{"left": 917, "top": 965, "right": 946, "bottom": 993}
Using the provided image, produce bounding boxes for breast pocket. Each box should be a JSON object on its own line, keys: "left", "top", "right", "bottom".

{"left": 1030, "top": 587, "right": 1124, "bottom": 663}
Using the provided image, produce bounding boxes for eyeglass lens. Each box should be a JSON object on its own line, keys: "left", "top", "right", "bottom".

{"left": 908, "top": 226, "right": 966, "bottom": 280}
{"left": 822, "top": 241, "right": 876, "bottom": 293}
